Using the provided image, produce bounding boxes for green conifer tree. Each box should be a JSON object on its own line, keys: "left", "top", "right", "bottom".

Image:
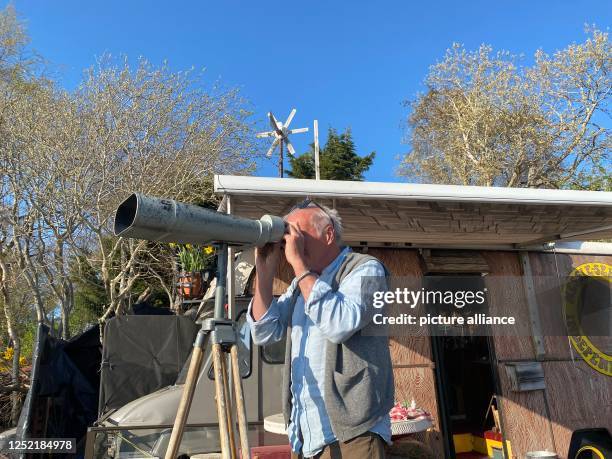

{"left": 288, "top": 128, "right": 375, "bottom": 180}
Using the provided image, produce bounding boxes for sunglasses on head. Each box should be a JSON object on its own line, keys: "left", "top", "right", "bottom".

{"left": 287, "top": 199, "right": 330, "bottom": 217}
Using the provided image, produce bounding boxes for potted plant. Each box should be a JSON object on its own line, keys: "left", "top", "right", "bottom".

{"left": 171, "top": 244, "right": 215, "bottom": 299}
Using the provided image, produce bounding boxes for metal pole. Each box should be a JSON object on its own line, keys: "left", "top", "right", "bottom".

{"left": 226, "top": 197, "right": 236, "bottom": 413}
{"left": 226, "top": 196, "right": 236, "bottom": 321}
{"left": 279, "top": 140, "right": 284, "bottom": 178}
{"left": 314, "top": 120, "right": 320, "bottom": 180}
{"left": 215, "top": 244, "right": 228, "bottom": 319}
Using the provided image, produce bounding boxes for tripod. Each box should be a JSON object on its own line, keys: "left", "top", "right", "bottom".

{"left": 165, "top": 244, "right": 251, "bottom": 459}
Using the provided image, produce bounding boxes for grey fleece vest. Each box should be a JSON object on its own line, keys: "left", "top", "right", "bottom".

{"left": 281, "top": 251, "right": 395, "bottom": 444}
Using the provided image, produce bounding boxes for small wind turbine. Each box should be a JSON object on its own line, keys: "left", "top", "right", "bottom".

{"left": 257, "top": 109, "right": 309, "bottom": 177}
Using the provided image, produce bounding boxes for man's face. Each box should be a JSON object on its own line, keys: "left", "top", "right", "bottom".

{"left": 284, "top": 207, "right": 333, "bottom": 271}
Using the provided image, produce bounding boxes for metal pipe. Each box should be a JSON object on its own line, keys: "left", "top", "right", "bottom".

{"left": 114, "top": 193, "right": 285, "bottom": 247}
{"left": 215, "top": 244, "right": 228, "bottom": 320}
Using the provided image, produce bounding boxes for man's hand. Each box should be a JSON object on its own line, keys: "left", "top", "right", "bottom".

{"left": 251, "top": 242, "right": 282, "bottom": 321}
{"left": 284, "top": 222, "right": 318, "bottom": 302}
{"left": 283, "top": 222, "right": 308, "bottom": 275}
{"left": 255, "top": 242, "right": 282, "bottom": 281}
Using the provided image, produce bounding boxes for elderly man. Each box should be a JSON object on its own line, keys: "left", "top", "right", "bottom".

{"left": 247, "top": 200, "right": 394, "bottom": 459}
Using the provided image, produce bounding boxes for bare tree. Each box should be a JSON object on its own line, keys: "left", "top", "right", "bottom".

{"left": 144, "top": 242, "right": 182, "bottom": 313}
{"left": 400, "top": 28, "right": 610, "bottom": 188}
{"left": 63, "top": 57, "right": 258, "bottom": 332}
{"left": 0, "top": 148, "right": 41, "bottom": 423}
{"left": 0, "top": 3, "right": 260, "bottom": 350}
{"left": 0, "top": 5, "right": 54, "bottom": 422}
{"left": 0, "top": 262, "right": 32, "bottom": 424}
{"left": 0, "top": 234, "right": 22, "bottom": 425}
{"left": 12, "top": 86, "right": 83, "bottom": 338}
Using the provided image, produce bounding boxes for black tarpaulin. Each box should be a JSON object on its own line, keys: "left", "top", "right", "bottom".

{"left": 15, "top": 324, "right": 100, "bottom": 458}
{"left": 98, "top": 315, "right": 198, "bottom": 416}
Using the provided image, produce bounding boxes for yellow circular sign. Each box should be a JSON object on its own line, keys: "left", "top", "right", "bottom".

{"left": 564, "top": 262, "right": 612, "bottom": 377}
{"left": 576, "top": 445, "right": 605, "bottom": 459}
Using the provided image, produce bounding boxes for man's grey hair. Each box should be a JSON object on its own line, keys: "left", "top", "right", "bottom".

{"left": 312, "top": 204, "right": 343, "bottom": 245}
{"left": 284, "top": 202, "right": 344, "bottom": 245}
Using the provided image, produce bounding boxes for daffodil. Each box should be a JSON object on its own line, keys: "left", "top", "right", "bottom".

{"left": 176, "top": 244, "right": 213, "bottom": 271}
{"left": 3, "top": 347, "right": 13, "bottom": 361}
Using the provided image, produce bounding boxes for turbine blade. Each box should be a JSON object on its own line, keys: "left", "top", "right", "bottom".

{"left": 268, "top": 112, "right": 283, "bottom": 133}
{"left": 256, "top": 131, "right": 275, "bottom": 138}
{"left": 285, "top": 139, "right": 296, "bottom": 156}
{"left": 266, "top": 138, "right": 280, "bottom": 157}
{"left": 285, "top": 108, "right": 296, "bottom": 128}
{"left": 289, "top": 127, "right": 309, "bottom": 134}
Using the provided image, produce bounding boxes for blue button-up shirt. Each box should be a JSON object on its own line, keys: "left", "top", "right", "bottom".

{"left": 247, "top": 247, "right": 391, "bottom": 457}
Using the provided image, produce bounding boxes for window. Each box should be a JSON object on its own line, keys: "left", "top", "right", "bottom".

{"left": 261, "top": 337, "right": 286, "bottom": 365}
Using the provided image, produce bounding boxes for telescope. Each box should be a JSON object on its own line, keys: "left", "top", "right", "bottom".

{"left": 113, "top": 193, "right": 286, "bottom": 246}
{"left": 113, "top": 192, "right": 288, "bottom": 459}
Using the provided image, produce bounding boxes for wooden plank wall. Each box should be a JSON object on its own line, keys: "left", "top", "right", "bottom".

{"left": 527, "top": 252, "right": 612, "bottom": 458}
{"left": 367, "top": 248, "right": 445, "bottom": 459}
{"left": 484, "top": 251, "right": 612, "bottom": 459}
{"left": 481, "top": 251, "right": 557, "bottom": 458}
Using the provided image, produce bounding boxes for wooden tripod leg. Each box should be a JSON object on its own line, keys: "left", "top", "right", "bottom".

{"left": 213, "top": 343, "right": 232, "bottom": 459}
{"left": 165, "top": 344, "right": 205, "bottom": 459}
{"left": 230, "top": 344, "right": 251, "bottom": 459}
{"left": 221, "top": 352, "right": 238, "bottom": 459}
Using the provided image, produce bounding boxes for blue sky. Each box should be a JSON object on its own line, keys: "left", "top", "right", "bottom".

{"left": 7, "top": 0, "right": 611, "bottom": 182}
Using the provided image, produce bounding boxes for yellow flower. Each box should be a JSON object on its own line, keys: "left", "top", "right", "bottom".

{"left": 204, "top": 246, "right": 214, "bottom": 255}
{"left": 185, "top": 244, "right": 193, "bottom": 250}
{"left": 2, "top": 348, "right": 26, "bottom": 365}
{"left": 3, "top": 347, "right": 13, "bottom": 361}
{"left": 169, "top": 242, "right": 177, "bottom": 248}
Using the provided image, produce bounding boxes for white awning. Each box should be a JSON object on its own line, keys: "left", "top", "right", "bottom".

{"left": 214, "top": 175, "right": 612, "bottom": 247}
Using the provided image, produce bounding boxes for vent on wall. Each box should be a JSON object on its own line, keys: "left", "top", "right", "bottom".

{"left": 504, "top": 362, "right": 546, "bottom": 391}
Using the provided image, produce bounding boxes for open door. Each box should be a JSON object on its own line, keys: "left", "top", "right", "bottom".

{"left": 428, "top": 274, "right": 501, "bottom": 459}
